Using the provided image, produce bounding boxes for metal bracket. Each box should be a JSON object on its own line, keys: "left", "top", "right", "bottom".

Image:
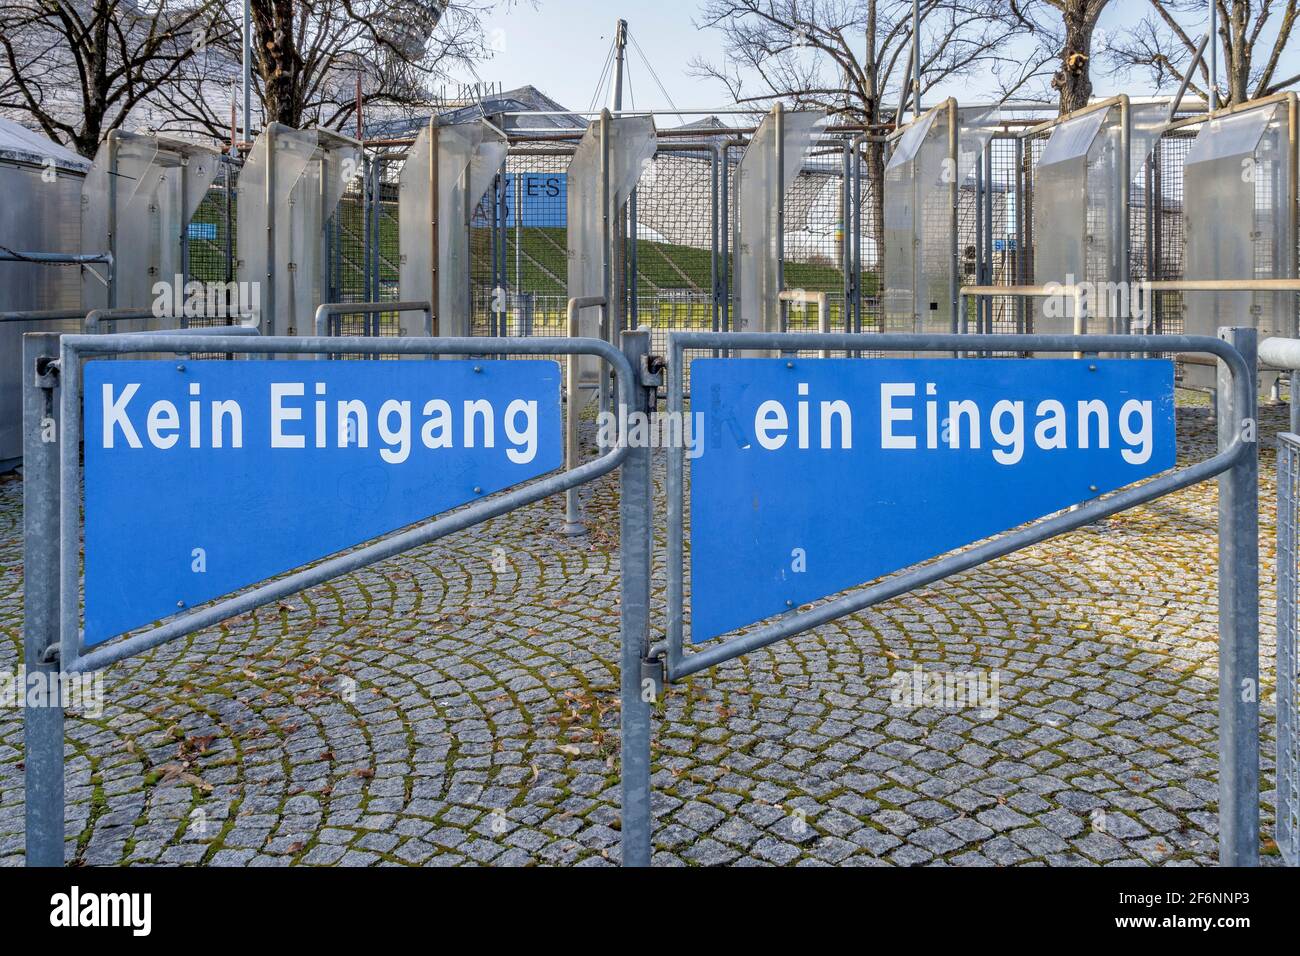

{"left": 641, "top": 655, "right": 665, "bottom": 700}
{"left": 641, "top": 354, "right": 665, "bottom": 389}
{"left": 34, "top": 357, "right": 59, "bottom": 390}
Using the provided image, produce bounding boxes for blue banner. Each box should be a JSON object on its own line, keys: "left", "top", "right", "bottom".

{"left": 689, "top": 358, "right": 1176, "bottom": 642}
{"left": 83, "top": 359, "right": 563, "bottom": 646}
{"left": 474, "top": 173, "right": 567, "bottom": 227}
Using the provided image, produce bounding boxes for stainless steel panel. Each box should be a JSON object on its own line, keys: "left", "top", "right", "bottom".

{"left": 236, "top": 126, "right": 362, "bottom": 345}
{"left": 81, "top": 133, "right": 221, "bottom": 324}
{"left": 1184, "top": 103, "right": 1291, "bottom": 387}
{"left": 0, "top": 160, "right": 83, "bottom": 464}
{"left": 733, "top": 109, "right": 826, "bottom": 334}
{"left": 398, "top": 120, "right": 506, "bottom": 341}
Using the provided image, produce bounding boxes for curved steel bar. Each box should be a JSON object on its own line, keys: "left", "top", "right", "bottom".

{"left": 85, "top": 308, "right": 261, "bottom": 333}
{"left": 0, "top": 309, "right": 85, "bottom": 324}
{"left": 59, "top": 334, "right": 634, "bottom": 673}
{"left": 313, "top": 300, "right": 432, "bottom": 337}
{"left": 664, "top": 330, "right": 1251, "bottom": 681}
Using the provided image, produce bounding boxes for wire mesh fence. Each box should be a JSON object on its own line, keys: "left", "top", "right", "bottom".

{"left": 146, "top": 110, "right": 1290, "bottom": 384}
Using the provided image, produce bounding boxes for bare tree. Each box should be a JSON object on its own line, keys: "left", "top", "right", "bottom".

{"left": 1107, "top": 0, "right": 1299, "bottom": 106}
{"left": 1, "top": 1, "right": 511, "bottom": 153}
{"left": 0, "top": 0, "right": 223, "bottom": 156}
{"left": 692, "top": 0, "right": 1044, "bottom": 265}
{"left": 1005, "top": 0, "right": 1113, "bottom": 113}
{"left": 240, "top": 0, "right": 497, "bottom": 131}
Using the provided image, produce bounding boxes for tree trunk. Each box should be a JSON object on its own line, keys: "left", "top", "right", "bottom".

{"left": 1225, "top": 0, "right": 1251, "bottom": 105}
{"left": 251, "top": 0, "right": 303, "bottom": 126}
{"left": 1052, "top": 1, "right": 1098, "bottom": 114}
{"left": 66, "top": 3, "right": 112, "bottom": 156}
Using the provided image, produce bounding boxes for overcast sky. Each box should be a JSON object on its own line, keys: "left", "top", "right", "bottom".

{"left": 451, "top": 0, "right": 1298, "bottom": 114}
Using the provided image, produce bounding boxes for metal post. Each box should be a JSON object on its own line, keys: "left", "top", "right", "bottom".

{"left": 852, "top": 137, "right": 863, "bottom": 340}
{"left": 983, "top": 139, "right": 993, "bottom": 335}
{"left": 975, "top": 152, "right": 984, "bottom": 335}
{"left": 720, "top": 143, "right": 730, "bottom": 338}
{"left": 1291, "top": 369, "right": 1300, "bottom": 434}
{"left": 1119, "top": 97, "right": 1132, "bottom": 337}
{"left": 23, "top": 332, "right": 64, "bottom": 866}
{"left": 264, "top": 124, "right": 276, "bottom": 341}
{"left": 775, "top": 104, "right": 785, "bottom": 334}
{"left": 371, "top": 159, "right": 382, "bottom": 339}
{"left": 711, "top": 147, "right": 719, "bottom": 333}
{"left": 497, "top": 167, "right": 509, "bottom": 335}
{"left": 1168, "top": 32, "right": 1211, "bottom": 124}
{"left": 564, "top": 294, "right": 606, "bottom": 535}
{"left": 599, "top": 110, "right": 612, "bottom": 416}
{"left": 107, "top": 131, "right": 119, "bottom": 309}
{"left": 224, "top": 161, "right": 234, "bottom": 286}
{"left": 629, "top": 187, "right": 639, "bottom": 329}
{"left": 611, "top": 20, "right": 628, "bottom": 113}
{"left": 514, "top": 164, "right": 523, "bottom": 322}
{"left": 1208, "top": 0, "right": 1218, "bottom": 111}
{"left": 841, "top": 138, "right": 851, "bottom": 334}
{"left": 489, "top": 173, "right": 500, "bottom": 336}
{"left": 179, "top": 159, "right": 190, "bottom": 317}
{"left": 618, "top": 326, "right": 653, "bottom": 867}
{"left": 1218, "top": 325, "right": 1259, "bottom": 866}
{"left": 1014, "top": 136, "right": 1026, "bottom": 334}
{"left": 947, "top": 101, "right": 959, "bottom": 347}
{"left": 611, "top": 22, "right": 629, "bottom": 347}
{"left": 428, "top": 118, "right": 440, "bottom": 337}
{"left": 242, "top": 0, "right": 252, "bottom": 143}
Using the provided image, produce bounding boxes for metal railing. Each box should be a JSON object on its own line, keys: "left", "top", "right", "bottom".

{"left": 659, "top": 328, "right": 1260, "bottom": 867}
{"left": 313, "top": 299, "right": 432, "bottom": 339}
{"left": 22, "top": 327, "right": 644, "bottom": 870}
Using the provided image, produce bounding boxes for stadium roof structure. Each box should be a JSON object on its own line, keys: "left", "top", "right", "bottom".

{"left": 364, "top": 85, "right": 586, "bottom": 140}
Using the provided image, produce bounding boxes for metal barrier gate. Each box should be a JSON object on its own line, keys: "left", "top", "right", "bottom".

{"left": 20, "top": 326, "right": 653, "bottom": 866}
{"left": 20, "top": 324, "right": 1268, "bottom": 867}
{"left": 654, "top": 328, "right": 1260, "bottom": 867}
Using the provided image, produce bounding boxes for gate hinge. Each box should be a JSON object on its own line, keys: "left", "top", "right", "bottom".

{"left": 641, "top": 655, "right": 665, "bottom": 700}
{"left": 641, "top": 354, "right": 666, "bottom": 389}
{"left": 35, "top": 357, "right": 60, "bottom": 390}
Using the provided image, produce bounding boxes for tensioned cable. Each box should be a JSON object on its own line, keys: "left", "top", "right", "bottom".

{"left": 629, "top": 30, "right": 685, "bottom": 125}
{"left": 586, "top": 40, "right": 617, "bottom": 117}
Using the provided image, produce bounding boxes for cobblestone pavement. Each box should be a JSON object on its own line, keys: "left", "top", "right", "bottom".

{"left": 0, "top": 397, "right": 1287, "bottom": 866}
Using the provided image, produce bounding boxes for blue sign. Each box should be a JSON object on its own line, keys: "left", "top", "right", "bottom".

{"left": 187, "top": 222, "right": 218, "bottom": 241}
{"left": 993, "top": 238, "right": 1018, "bottom": 252}
{"left": 83, "top": 359, "right": 563, "bottom": 646}
{"left": 474, "top": 173, "right": 567, "bottom": 227}
{"left": 689, "top": 358, "right": 1175, "bottom": 642}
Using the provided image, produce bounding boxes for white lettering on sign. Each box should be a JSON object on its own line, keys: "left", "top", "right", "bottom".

{"left": 750, "top": 380, "right": 1154, "bottom": 466}
{"left": 97, "top": 382, "right": 540, "bottom": 465}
